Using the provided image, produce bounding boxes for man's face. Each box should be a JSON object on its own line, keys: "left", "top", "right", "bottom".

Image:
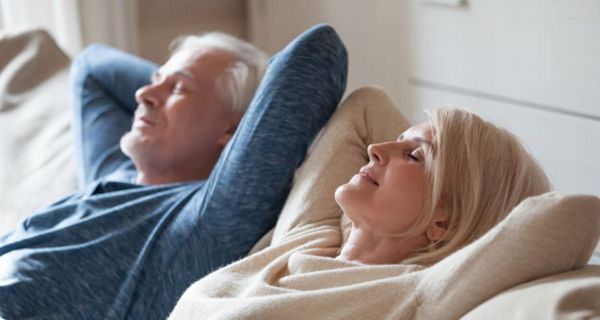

{"left": 121, "top": 48, "right": 239, "bottom": 179}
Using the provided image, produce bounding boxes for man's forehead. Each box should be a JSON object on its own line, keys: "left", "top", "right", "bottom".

{"left": 158, "top": 48, "right": 233, "bottom": 79}
{"left": 158, "top": 50, "right": 199, "bottom": 76}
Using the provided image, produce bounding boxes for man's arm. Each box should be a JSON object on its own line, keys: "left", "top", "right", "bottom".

{"left": 195, "top": 24, "right": 348, "bottom": 263}
{"left": 70, "top": 45, "right": 158, "bottom": 189}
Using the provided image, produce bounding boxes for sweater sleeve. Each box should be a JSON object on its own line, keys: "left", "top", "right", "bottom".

{"left": 415, "top": 192, "right": 600, "bottom": 319}
{"left": 70, "top": 44, "right": 157, "bottom": 188}
{"left": 270, "top": 86, "right": 412, "bottom": 245}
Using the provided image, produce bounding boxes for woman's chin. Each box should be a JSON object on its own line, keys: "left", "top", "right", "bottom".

{"left": 334, "top": 183, "right": 350, "bottom": 206}
{"left": 335, "top": 174, "right": 367, "bottom": 198}
{"left": 334, "top": 182, "right": 363, "bottom": 213}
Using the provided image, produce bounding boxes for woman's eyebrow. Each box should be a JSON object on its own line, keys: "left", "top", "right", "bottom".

{"left": 397, "top": 134, "right": 432, "bottom": 147}
{"left": 413, "top": 137, "right": 432, "bottom": 147}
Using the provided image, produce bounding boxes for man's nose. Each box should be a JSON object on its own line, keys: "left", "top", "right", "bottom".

{"left": 135, "top": 84, "right": 161, "bottom": 109}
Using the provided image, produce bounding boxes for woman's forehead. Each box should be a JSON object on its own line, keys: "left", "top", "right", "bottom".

{"left": 399, "top": 121, "right": 434, "bottom": 143}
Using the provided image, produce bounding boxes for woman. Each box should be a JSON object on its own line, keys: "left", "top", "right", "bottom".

{"left": 336, "top": 106, "right": 551, "bottom": 266}
{"left": 166, "top": 85, "right": 559, "bottom": 319}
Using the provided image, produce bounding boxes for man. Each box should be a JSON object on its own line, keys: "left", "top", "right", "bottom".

{"left": 73, "top": 32, "right": 268, "bottom": 187}
{"left": 0, "top": 25, "right": 347, "bottom": 320}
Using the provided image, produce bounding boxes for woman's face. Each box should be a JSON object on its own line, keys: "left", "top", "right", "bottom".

{"left": 335, "top": 121, "right": 434, "bottom": 236}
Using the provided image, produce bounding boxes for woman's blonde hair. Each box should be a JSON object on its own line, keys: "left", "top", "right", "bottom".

{"left": 402, "top": 108, "right": 551, "bottom": 265}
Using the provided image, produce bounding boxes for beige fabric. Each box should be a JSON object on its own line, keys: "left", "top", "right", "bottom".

{"left": 168, "top": 86, "right": 600, "bottom": 319}
{"left": 463, "top": 265, "right": 600, "bottom": 319}
{"left": 416, "top": 193, "right": 600, "bottom": 319}
{"left": 0, "top": 29, "right": 77, "bottom": 234}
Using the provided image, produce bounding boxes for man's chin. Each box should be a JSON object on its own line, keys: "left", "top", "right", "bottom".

{"left": 120, "top": 131, "right": 155, "bottom": 159}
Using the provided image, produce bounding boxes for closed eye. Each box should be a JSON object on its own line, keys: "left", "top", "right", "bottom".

{"left": 407, "top": 151, "right": 419, "bottom": 162}
{"left": 407, "top": 148, "right": 424, "bottom": 163}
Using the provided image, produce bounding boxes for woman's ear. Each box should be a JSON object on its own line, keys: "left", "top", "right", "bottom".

{"left": 426, "top": 213, "right": 448, "bottom": 242}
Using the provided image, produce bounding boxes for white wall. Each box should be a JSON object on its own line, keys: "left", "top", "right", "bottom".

{"left": 0, "top": 0, "right": 248, "bottom": 62}
{"left": 248, "top": 0, "right": 416, "bottom": 119}
{"left": 248, "top": 0, "right": 600, "bottom": 195}
{"left": 408, "top": 0, "right": 600, "bottom": 119}
{"left": 79, "top": 0, "right": 139, "bottom": 55}
{"left": 138, "top": 0, "right": 247, "bottom": 63}
{"left": 0, "top": 0, "right": 138, "bottom": 57}
{"left": 407, "top": 0, "right": 600, "bottom": 194}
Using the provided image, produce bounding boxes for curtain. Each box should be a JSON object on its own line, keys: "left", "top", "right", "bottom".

{"left": 0, "top": 0, "right": 138, "bottom": 57}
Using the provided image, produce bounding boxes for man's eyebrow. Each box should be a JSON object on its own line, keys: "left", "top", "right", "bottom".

{"left": 175, "top": 70, "right": 195, "bottom": 79}
{"left": 150, "top": 70, "right": 195, "bottom": 81}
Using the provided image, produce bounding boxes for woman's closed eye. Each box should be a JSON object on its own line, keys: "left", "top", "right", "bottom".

{"left": 407, "top": 148, "right": 424, "bottom": 163}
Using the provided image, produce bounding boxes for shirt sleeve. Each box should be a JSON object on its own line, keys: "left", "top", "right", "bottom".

{"left": 195, "top": 25, "right": 348, "bottom": 260}
{"left": 70, "top": 44, "right": 158, "bottom": 189}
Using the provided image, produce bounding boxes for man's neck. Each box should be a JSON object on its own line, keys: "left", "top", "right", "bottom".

{"left": 135, "top": 166, "right": 211, "bottom": 185}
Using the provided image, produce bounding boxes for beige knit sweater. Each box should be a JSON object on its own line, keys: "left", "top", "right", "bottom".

{"left": 168, "top": 87, "right": 600, "bottom": 320}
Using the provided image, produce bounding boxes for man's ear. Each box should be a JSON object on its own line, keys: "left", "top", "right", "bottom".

{"left": 217, "top": 115, "right": 242, "bottom": 147}
{"left": 426, "top": 213, "right": 449, "bottom": 242}
{"left": 217, "top": 133, "right": 233, "bottom": 147}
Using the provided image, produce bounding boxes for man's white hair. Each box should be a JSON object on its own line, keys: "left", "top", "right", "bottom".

{"left": 170, "top": 32, "right": 269, "bottom": 113}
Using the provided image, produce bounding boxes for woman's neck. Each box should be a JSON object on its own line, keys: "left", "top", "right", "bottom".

{"left": 336, "top": 225, "right": 427, "bottom": 265}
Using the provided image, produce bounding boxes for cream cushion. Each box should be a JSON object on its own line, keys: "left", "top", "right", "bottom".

{"left": 0, "top": 29, "right": 77, "bottom": 235}
{"left": 463, "top": 265, "right": 600, "bottom": 319}
{"left": 417, "top": 192, "right": 600, "bottom": 318}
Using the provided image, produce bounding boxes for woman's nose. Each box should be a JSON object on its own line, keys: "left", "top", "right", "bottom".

{"left": 135, "top": 84, "right": 160, "bottom": 109}
{"left": 367, "top": 143, "right": 388, "bottom": 165}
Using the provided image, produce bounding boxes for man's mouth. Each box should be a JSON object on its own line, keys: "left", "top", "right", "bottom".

{"left": 359, "top": 168, "right": 379, "bottom": 186}
{"left": 138, "top": 116, "right": 156, "bottom": 126}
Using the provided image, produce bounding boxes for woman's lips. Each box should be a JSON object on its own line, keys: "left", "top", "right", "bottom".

{"left": 359, "top": 168, "right": 379, "bottom": 186}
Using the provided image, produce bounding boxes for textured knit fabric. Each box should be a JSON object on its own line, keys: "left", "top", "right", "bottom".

{"left": 0, "top": 24, "right": 348, "bottom": 320}
{"left": 167, "top": 87, "right": 600, "bottom": 320}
